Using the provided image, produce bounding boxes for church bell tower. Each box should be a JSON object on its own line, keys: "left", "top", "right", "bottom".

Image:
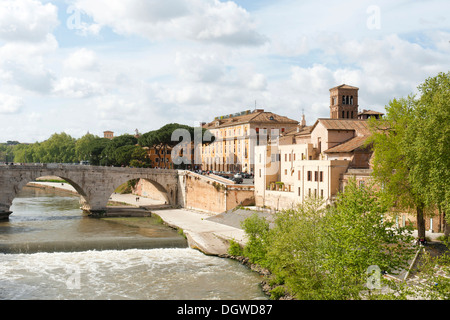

{"left": 329, "top": 84, "right": 359, "bottom": 119}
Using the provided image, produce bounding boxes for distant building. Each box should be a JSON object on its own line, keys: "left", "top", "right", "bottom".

{"left": 358, "top": 109, "right": 384, "bottom": 120}
{"left": 103, "top": 131, "right": 114, "bottom": 140}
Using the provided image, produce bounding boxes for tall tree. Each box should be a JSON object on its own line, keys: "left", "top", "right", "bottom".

{"left": 405, "top": 71, "right": 450, "bottom": 234}
{"left": 101, "top": 134, "right": 137, "bottom": 166}
{"left": 368, "top": 96, "right": 428, "bottom": 239}
{"left": 75, "top": 133, "right": 111, "bottom": 165}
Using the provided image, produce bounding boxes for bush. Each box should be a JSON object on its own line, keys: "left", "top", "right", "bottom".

{"left": 227, "top": 239, "right": 243, "bottom": 256}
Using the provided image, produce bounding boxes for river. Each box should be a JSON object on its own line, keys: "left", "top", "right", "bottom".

{"left": 0, "top": 186, "right": 266, "bottom": 300}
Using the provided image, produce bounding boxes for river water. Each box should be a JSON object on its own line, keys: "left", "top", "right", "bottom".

{"left": 0, "top": 186, "right": 266, "bottom": 300}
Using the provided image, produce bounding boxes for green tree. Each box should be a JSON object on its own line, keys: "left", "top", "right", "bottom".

{"left": 367, "top": 96, "right": 428, "bottom": 239}
{"left": 101, "top": 134, "right": 137, "bottom": 166}
{"left": 75, "top": 133, "right": 109, "bottom": 165}
{"left": 139, "top": 123, "right": 214, "bottom": 168}
{"left": 321, "top": 180, "right": 415, "bottom": 299}
{"left": 129, "top": 146, "right": 150, "bottom": 167}
{"left": 404, "top": 72, "right": 450, "bottom": 234}
{"left": 36, "top": 132, "right": 76, "bottom": 163}
{"left": 238, "top": 180, "right": 415, "bottom": 300}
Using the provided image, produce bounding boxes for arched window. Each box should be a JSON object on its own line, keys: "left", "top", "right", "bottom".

{"left": 350, "top": 96, "right": 353, "bottom": 105}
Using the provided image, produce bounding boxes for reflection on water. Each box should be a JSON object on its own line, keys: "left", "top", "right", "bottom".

{"left": 0, "top": 186, "right": 187, "bottom": 252}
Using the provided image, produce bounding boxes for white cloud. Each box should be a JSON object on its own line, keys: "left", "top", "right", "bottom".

{"left": 72, "top": 0, "right": 267, "bottom": 46}
{"left": 0, "top": 93, "right": 24, "bottom": 114}
{"left": 0, "top": 0, "right": 58, "bottom": 43}
{"left": 52, "top": 77, "right": 103, "bottom": 98}
{"left": 63, "top": 48, "right": 99, "bottom": 71}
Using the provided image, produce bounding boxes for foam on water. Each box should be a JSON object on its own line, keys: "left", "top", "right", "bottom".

{"left": 0, "top": 248, "right": 266, "bottom": 300}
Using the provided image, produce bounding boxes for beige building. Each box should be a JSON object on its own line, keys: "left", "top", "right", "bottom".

{"left": 255, "top": 84, "right": 381, "bottom": 210}
{"left": 201, "top": 109, "right": 298, "bottom": 173}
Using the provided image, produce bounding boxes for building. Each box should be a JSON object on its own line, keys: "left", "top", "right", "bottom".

{"left": 201, "top": 109, "right": 299, "bottom": 173}
{"left": 103, "top": 131, "right": 114, "bottom": 140}
{"left": 254, "top": 84, "right": 380, "bottom": 210}
{"left": 358, "top": 109, "right": 384, "bottom": 120}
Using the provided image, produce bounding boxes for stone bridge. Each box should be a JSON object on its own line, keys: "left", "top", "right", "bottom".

{"left": 0, "top": 164, "right": 181, "bottom": 220}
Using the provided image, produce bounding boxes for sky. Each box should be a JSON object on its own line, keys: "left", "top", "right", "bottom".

{"left": 0, "top": 0, "right": 449, "bottom": 143}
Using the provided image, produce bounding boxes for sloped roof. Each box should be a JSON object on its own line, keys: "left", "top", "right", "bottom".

{"left": 358, "top": 110, "right": 384, "bottom": 115}
{"left": 282, "top": 125, "right": 313, "bottom": 137}
{"left": 203, "top": 110, "right": 298, "bottom": 129}
{"left": 329, "top": 84, "right": 359, "bottom": 91}
{"left": 324, "top": 136, "right": 371, "bottom": 153}
{"left": 313, "top": 118, "right": 371, "bottom": 136}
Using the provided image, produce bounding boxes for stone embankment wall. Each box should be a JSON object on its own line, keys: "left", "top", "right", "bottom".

{"left": 134, "top": 171, "right": 255, "bottom": 214}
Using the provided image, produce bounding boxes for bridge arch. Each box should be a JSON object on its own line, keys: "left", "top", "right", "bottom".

{"left": 0, "top": 165, "right": 180, "bottom": 219}
{"left": 2, "top": 173, "right": 89, "bottom": 218}
{"left": 106, "top": 177, "right": 171, "bottom": 207}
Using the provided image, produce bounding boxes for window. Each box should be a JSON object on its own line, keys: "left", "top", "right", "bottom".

{"left": 298, "top": 187, "right": 301, "bottom": 196}
{"left": 298, "top": 170, "right": 301, "bottom": 180}
{"left": 319, "top": 171, "right": 323, "bottom": 182}
{"left": 285, "top": 154, "right": 287, "bottom": 161}
{"left": 307, "top": 171, "right": 312, "bottom": 181}
{"left": 320, "top": 189, "right": 324, "bottom": 198}
{"left": 259, "top": 169, "right": 261, "bottom": 178}
{"left": 342, "top": 111, "right": 345, "bottom": 118}
{"left": 308, "top": 188, "right": 311, "bottom": 196}
{"left": 285, "top": 169, "right": 287, "bottom": 175}
{"left": 314, "top": 171, "right": 318, "bottom": 181}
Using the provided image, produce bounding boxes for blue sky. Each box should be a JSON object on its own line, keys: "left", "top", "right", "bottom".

{"left": 0, "top": 0, "right": 449, "bottom": 142}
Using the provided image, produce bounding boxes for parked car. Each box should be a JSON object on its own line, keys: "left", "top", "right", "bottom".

{"left": 232, "top": 174, "right": 243, "bottom": 184}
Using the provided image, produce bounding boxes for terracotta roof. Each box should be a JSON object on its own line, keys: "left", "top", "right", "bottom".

{"left": 313, "top": 118, "right": 371, "bottom": 135}
{"left": 329, "top": 84, "right": 359, "bottom": 90}
{"left": 282, "top": 125, "right": 312, "bottom": 136}
{"left": 324, "top": 136, "right": 371, "bottom": 153}
{"left": 358, "top": 110, "right": 384, "bottom": 115}
{"left": 203, "top": 110, "right": 298, "bottom": 129}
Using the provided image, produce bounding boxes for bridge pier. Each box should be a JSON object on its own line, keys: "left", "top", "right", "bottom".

{"left": 0, "top": 211, "right": 12, "bottom": 221}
